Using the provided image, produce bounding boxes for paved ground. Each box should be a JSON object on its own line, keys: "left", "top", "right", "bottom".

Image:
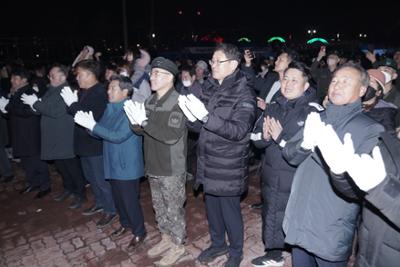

{"left": 0, "top": 162, "right": 293, "bottom": 267}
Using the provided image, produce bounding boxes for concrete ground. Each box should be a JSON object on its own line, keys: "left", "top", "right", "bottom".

{"left": 0, "top": 162, "right": 293, "bottom": 267}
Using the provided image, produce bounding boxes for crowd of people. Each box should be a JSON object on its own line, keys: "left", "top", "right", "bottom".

{"left": 0, "top": 42, "right": 399, "bottom": 267}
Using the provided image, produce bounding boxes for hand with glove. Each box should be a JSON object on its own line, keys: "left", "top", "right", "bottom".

{"left": 123, "top": 100, "right": 148, "bottom": 126}
{"left": 21, "top": 93, "right": 39, "bottom": 110}
{"left": 60, "top": 86, "right": 78, "bottom": 106}
{"left": 123, "top": 100, "right": 139, "bottom": 125}
{"left": 184, "top": 94, "right": 209, "bottom": 121}
{"left": 301, "top": 112, "right": 324, "bottom": 151}
{"left": 0, "top": 97, "right": 9, "bottom": 113}
{"left": 178, "top": 95, "right": 197, "bottom": 122}
{"left": 74, "top": 110, "right": 96, "bottom": 131}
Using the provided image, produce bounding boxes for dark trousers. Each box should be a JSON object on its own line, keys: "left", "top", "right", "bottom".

{"left": 80, "top": 155, "right": 115, "bottom": 214}
{"left": 20, "top": 155, "right": 50, "bottom": 191}
{"left": 0, "top": 146, "right": 12, "bottom": 177}
{"left": 54, "top": 158, "right": 86, "bottom": 198}
{"left": 292, "top": 247, "right": 347, "bottom": 267}
{"left": 110, "top": 179, "right": 145, "bottom": 237}
{"left": 205, "top": 194, "right": 244, "bottom": 258}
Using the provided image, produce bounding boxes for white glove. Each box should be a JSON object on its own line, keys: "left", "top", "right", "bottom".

{"left": 178, "top": 95, "right": 197, "bottom": 122}
{"left": 60, "top": 86, "right": 78, "bottom": 106}
{"left": 132, "top": 101, "right": 148, "bottom": 126}
{"left": 21, "top": 93, "right": 39, "bottom": 110}
{"left": 185, "top": 94, "right": 209, "bottom": 121}
{"left": 123, "top": 100, "right": 139, "bottom": 125}
{"left": 74, "top": 110, "right": 96, "bottom": 131}
{"left": 0, "top": 97, "right": 9, "bottom": 113}
{"left": 301, "top": 112, "right": 324, "bottom": 150}
{"left": 316, "top": 125, "right": 354, "bottom": 174}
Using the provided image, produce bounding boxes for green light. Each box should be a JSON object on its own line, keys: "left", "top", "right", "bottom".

{"left": 238, "top": 37, "right": 251, "bottom": 43}
{"left": 307, "top": 38, "right": 329, "bottom": 45}
{"left": 267, "top": 37, "right": 286, "bottom": 43}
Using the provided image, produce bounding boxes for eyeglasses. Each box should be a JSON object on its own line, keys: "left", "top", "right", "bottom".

{"left": 208, "top": 59, "right": 233, "bottom": 66}
{"left": 150, "top": 70, "right": 171, "bottom": 76}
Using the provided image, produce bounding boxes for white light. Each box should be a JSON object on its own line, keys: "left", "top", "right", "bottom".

{"left": 136, "top": 43, "right": 140, "bottom": 47}
{"left": 35, "top": 54, "right": 39, "bottom": 58}
{"left": 364, "top": 34, "right": 367, "bottom": 38}
{"left": 359, "top": 34, "right": 362, "bottom": 37}
{"left": 337, "top": 33, "right": 340, "bottom": 38}
{"left": 313, "top": 30, "right": 316, "bottom": 34}
{"left": 307, "top": 30, "right": 311, "bottom": 34}
{"left": 152, "top": 33, "right": 156, "bottom": 38}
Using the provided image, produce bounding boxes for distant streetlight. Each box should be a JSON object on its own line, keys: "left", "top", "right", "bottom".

{"left": 152, "top": 33, "right": 156, "bottom": 38}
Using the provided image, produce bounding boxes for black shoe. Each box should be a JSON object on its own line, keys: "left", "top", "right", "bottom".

{"left": 250, "top": 202, "right": 263, "bottom": 209}
{"left": 0, "top": 175, "right": 14, "bottom": 183}
{"left": 69, "top": 196, "right": 86, "bottom": 209}
{"left": 96, "top": 213, "right": 117, "bottom": 228}
{"left": 19, "top": 185, "right": 39, "bottom": 195}
{"left": 82, "top": 205, "right": 103, "bottom": 216}
{"left": 35, "top": 188, "right": 51, "bottom": 199}
{"left": 54, "top": 191, "right": 72, "bottom": 202}
{"left": 251, "top": 251, "right": 284, "bottom": 267}
{"left": 225, "top": 256, "right": 243, "bottom": 267}
{"left": 111, "top": 226, "right": 127, "bottom": 238}
{"left": 198, "top": 245, "right": 229, "bottom": 263}
{"left": 126, "top": 232, "right": 146, "bottom": 252}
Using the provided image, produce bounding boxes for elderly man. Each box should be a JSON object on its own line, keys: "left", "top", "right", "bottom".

{"left": 282, "top": 63, "right": 384, "bottom": 266}
{"left": 179, "top": 43, "right": 256, "bottom": 267}
{"left": 124, "top": 57, "right": 187, "bottom": 267}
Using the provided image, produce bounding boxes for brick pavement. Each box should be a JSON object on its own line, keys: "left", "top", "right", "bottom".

{"left": 0, "top": 163, "right": 292, "bottom": 267}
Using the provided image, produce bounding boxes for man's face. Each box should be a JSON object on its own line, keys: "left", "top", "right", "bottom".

{"left": 210, "top": 50, "right": 238, "bottom": 83}
{"left": 274, "top": 53, "right": 291, "bottom": 73}
{"left": 181, "top": 70, "right": 193, "bottom": 83}
{"left": 107, "top": 80, "right": 128, "bottom": 103}
{"left": 150, "top": 68, "right": 174, "bottom": 92}
{"left": 328, "top": 67, "right": 366, "bottom": 105}
{"left": 48, "top": 67, "right": 66, "bottom": 87}
{"left": 75, "top": 67, "right": 94, "bottom": 89}
{"left": 281, "top": 68, "right": 309, "bottom": 100}
{"left": 10, "top": 75, "right": 27, "bottom": 90}
{"left": 327, "top": 54, "right": 340, "bottom": 68}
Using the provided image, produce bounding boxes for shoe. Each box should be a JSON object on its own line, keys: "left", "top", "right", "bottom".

{"left": 82, "top": 205, "right": 103, "bottom": 216}
{"left": 147, "top": 234, "right": 173, "bottom": 258}
{"left": 19, "top": 185, "right": 39, "bottom": 195}
{"left": 96, "top": 213, "right": 117, "bottom": 228}
{"left": 251, "top": 252, "right": 284, "bottom": 267}
{"left": 126, "top": 233, "right": 146, "bottom": 252}
{"left": 225, "top": 256, "right": 243, "bottom": 267}
{"left": 197, "top": 245, "right": 229, "bottom": 264}
{"left": 54, "top": 191, "right": 72, "bottom": 202}
{"left": 35, "top": 188, "right": 51, "bottom": 199}
{"left": 69, "top": 196, "right": 86, "bottom": 209}
{"left": 250, "top": 202, "right": 263, "bottom": 209}
{"left": 157, "top": 243, "right": 186, "bottom": 266}
{"left": 0, "top": 175, "right": 14, "bottom": 183}
{"left": 111, "top": 227, "right": 127, "bottom": 238}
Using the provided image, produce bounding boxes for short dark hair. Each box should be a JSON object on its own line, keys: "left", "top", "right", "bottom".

{"left": 11, "top": 67, "right": 31, "bottom": 81}
{"left": 335, "top": 62, "right": 369, "bottom": 87}
{"left": 214, "top": 43, "right": 242, "bottom": 62}
{"left": 285, "top": 61, "right": 310, "bottom": 82}
{"left": 109, "top": 75, "right": 134, "bottom": 97}
{"left": 279, "top": 48, "right": 299, "bottom": 62}
{"left": 51, "top": 63, "right": 69, "bottom": 77}
{"left": 180, "top": 65, "right": 195, "bottom": 76}
{"left": 75, "top": 59, "right": 102, "bottom": 80}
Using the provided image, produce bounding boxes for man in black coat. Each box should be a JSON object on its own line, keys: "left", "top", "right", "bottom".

{"left": 179, "top": 43, "right": 256, "bottom": 267}
{"left": 1, "top": 68, "right": 50, "bottom": 198}
{"left": 60, "top": 60, "right": 116, "bottom": 228}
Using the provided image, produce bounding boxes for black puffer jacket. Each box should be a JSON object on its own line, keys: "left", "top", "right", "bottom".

{"left": 189, "top": 69, "right": 256, "bottom": 196}
{"left": 252, "top": 88, "right": 321, "bottom": 249}
{"left": 329, "top": 131, "right": 400, "bottom": 267}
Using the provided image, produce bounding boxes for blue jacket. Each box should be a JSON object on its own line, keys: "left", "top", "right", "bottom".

{"left": 92, "top": 99, "right": 144, "bottom": 180}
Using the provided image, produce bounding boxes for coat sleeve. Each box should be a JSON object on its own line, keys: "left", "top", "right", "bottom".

{"left": 68, "top": 90, "right": 107, "bottom": 121}
{"left": 203, "top": 91, "right": 256, "bottom": 142}
{"left": 310, "top": 60, "right": 322, "bottom": 82}
{"left": 33, "top": 94, "right": 68, "bottom": 119}
{"left": 92, "top": 118, "right": 133, "bottom": 144}
{"left": 143, "top": 105, "right": 187, "bottom": 145}
{"left": 282, "top": 128, "right": 313, "bottom": 166}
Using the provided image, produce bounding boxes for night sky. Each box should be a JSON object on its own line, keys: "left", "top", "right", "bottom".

{"left": 1, "top": 1, "right": 400, "bottom": 46}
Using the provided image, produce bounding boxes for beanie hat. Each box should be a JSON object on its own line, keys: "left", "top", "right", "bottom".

{"left": 151, "top": 57, "right": 179, "bottom": 76}
{"left": 367, "top": 69, "right": 386, "bottom": 89}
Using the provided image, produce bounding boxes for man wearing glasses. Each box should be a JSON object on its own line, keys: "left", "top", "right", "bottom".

{"left": 179, "top": 43, "right": 256, "bottom": 267}
{"left": 124, "top": 57, "right": 188, "bottom": 267}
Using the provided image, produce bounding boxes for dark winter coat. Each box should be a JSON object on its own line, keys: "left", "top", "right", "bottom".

{"left": 33, "top": 82, "right": 75, "bottom": 160}
{"left": 67, "top": 83, "right": 107, "bottom": 157}
{"left": 5, "top": 85, "right": 41, "bottom": 157}
{"left": 282, "top": 100, "right": 384, "bottom": 261}
{"left": 188, "top": 69, "right": 256, "bottom": 196}
{"left": 252, "top": 88, "right": 321, "bottom": 249}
